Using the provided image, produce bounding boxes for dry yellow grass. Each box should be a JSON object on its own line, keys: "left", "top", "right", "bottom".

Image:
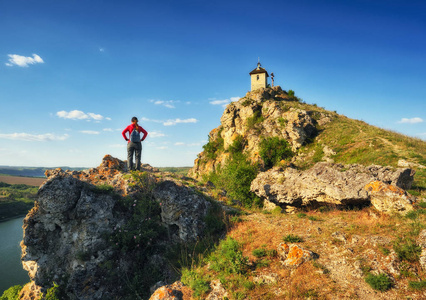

{"left": 0, "top": 175, "right": 45, "bottom": 186}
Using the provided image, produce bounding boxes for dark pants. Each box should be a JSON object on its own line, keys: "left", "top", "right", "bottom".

{"left": 127, "top": 141, "right": 142, "bottom": 171}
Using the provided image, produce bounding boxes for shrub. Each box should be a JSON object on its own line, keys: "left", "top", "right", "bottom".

{"left": 283, "top": 234, "right": 303, "bottom": 243}
{"left": 209, "top": 237, "right": 248, "bottom": 274}
{"left": 202, "top": 131, "right": 224, "bottom": 160}
{"left": 365, "top": 273, "right": 392, "bottom": 291}
{"left": 393, "top": 237, "right": 421, "bottom": 262}
{"left": 252, "top": 248, "right": 267, "bottom": 258}
{"left": 181, "top": 269, "right": 210, "bottom": 297}
{"left": 259, "top": 137, "right": 293, "bottom": 169}
{"left": 208, "top": 153, "right": 261, "bottom": 208}
{"left": 246, "top": 110, "right": 264, "bottom": 131}
{"left": 227, "top": 135, "right": 246, "bottom": 154}
{"left": 0, "top": 285, "right": 22, "bottom": 300}
{"left": 287, "top": 90, "right": 295, "bottom": 98}
{"left": 42, "top": 283, "right": 62, "bottom": 300}
{"left": 409, "top": 280, "right": 426, "bottom": 290}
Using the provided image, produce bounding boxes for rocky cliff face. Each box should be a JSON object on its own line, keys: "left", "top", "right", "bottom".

{"left": 250, "top": 162, "right": 416, "bottom": 213}
{"left": 189, "top": 86, "right": 330, "bottom": 179}
{"left": 20, "top": 155, "right": 214, "bottom": 300}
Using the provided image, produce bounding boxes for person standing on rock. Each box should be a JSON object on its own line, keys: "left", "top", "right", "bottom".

{"left": 122, "top": 117, "right": 148, "bottom": 171}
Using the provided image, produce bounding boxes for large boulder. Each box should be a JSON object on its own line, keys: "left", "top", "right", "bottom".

{"left": 21, "top": 155, "right": 213, "bottom": 300}
{"left": 250, "top": 162, "right": 415, "bottom": 212}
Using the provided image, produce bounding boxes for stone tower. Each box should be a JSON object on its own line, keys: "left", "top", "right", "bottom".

{"left": 249, "top": 61, "right": 269, "bottom": 91}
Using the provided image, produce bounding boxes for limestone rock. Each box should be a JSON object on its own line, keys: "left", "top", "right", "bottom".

{"left": 21, "top": 155, "right": 213, "bottom": 299}
{"left": 153, "top": 180, "right": 211, "bottom": 242}
{"left": 189, "top": 86, "right": 319, "bottom": 179}
{"left": 417, "top": 230, "right": 426, "bottom": 272}
{"left": 149, "top": 281, "right": 185, "bottom": 300}
{"left": 365, "top": 181, "right": 415, "bottom": 214}
{"left": 205, "top": 279, "right": 228, "bottom": 300}
{"left": 277, "top": 243, "right": 315, "bottom": 267}
{"left": 250, "top": 162, "right": 415, "bottom": 211}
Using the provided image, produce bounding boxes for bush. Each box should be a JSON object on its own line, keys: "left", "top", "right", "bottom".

{"left": 365, "top": 273, "right": 392, "bottom": 291}
{"left": 409, "top": 279, "right": 426, "bottom": 290}
{"left": 0, "top": 285, "right": 22, "bottom": 300}
{"left": 259, "top": 137, "right": 293, "bottom": 169}
{"left": 227, "top": 135, "right": 246, "bottom": 154}
{"left": 283, "top": 234, "right": 303, "bottom": 243}
{"left": 393, "top": 237, "right": 421, "bottom": 262}
{"left": 209, "top": 237, "right": 248, "bottom": 274}
{"left": 208, "top": 153, "right": 261, "bottom": 208}
{"left": 202, "top": 131, "right": 224, "bottom": 160}
{"left": 246, "top": 110, "right": 264, "bottom": 131}
{"left": 287, "top": 90, "right": 295, "bottom": 98}
{"left": 181, "top": 269, "right": 210, "bottom": 297}
{"left": 252, "top": 248, "right": 267, "bottom": 258}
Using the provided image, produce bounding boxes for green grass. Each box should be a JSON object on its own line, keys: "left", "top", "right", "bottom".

{"left": 365, "top": 273, "right": 393, "bottom": 291}
{"left": 283, "top": 234, "right": 303, "bottom": 243}
{"left": 409, "top": 280, "right": 426, "bottom": 290}
{"left": 0, "top": 183, "right": 37, "bottom": 221}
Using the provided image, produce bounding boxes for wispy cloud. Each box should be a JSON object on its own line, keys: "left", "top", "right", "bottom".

{"left": 209, "top": 96, "right": 240, "bottom": 108}
{"left": 6, "top": 54, "right": 44, "bottom": 67}
{"left": 174, "top": 141, "right": 203, "bottom": 146}
{"left": 103, "top": 128, "right": 114, "bottom": 132}
{"left": 398, "top": 117, "right": 423, "bottom": 124}
{"left": 150, "top": 131, "right": 166, "bottom": 138}
{"left": 163, "top": 118, "right": 198, "bottom": 126}
{"left": 150, "top": 100, "right": 178, "bottom": 109}
{"left": 142, "top": 116, "right": 198, "bottom": 126}
{"left": 0, "top": 132, "right": 69, "bottom": 141}
{"left": 99, "top": 48, "right": 105, "bottom": 52}
{"left": 80, "top": 130, "right": 100, "bottom": 135}
{"left": 57, "top": 110, "right": 110, "bottom": 121}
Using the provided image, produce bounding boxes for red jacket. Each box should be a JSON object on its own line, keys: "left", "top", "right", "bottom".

{"left": 122, "top": 124, "right": 148, "bottom": 142}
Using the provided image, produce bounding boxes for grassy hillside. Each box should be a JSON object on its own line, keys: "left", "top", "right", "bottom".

{"left": 292, "top": 102, "right": 426, "bottom": 197}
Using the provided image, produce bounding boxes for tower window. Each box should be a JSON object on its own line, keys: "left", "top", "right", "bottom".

{"left": 257, "top": 75, "right": 259, "bottom": 80}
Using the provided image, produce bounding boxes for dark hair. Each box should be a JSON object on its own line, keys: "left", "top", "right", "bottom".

{"left": 131, "top": 117, "right": 138, "bottom": 122}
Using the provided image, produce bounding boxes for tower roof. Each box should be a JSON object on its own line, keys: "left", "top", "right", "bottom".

{"left": 249, "top": 62, "right": 269, "bottom": 77}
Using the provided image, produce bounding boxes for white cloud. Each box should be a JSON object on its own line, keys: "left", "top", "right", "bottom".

{"left": 398, "top": 117, "right": 423, "bottom": 124}
{"left": 209, "top": 96, "right": 240, "bottom": 108}
{"left": 150, "top": 100, "right": 178, "bottom": 109}
{"left": 156, "top": 146, "right": 168, "bottom": 150}
{"left": 103, "top": 128, "right": 113, "bottom": 132}
{"left": 6, "top": 54, "right": 44, "bottom": 67}
{"left": 150, "top": 131, "right": 166, "bottom": 138}
{"left": 80, "top": 130, "right": 100, "bottom": 135}
{"left": 174, "top": 141, "right": 203, "bottom": 146}
{"left": 57, "top": 110, "right": 110, "bottom": 121}
{"left": 0, "top": 132, "right": 69, "bottom": 141}
{"left": 99, "top": 48, "right": 105, "bottom": 52}
{"left": 163, "top": 118, "right": 198, "bottom": 126}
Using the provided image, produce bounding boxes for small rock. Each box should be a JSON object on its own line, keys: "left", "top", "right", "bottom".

{"left": 277, "top": 243, "right": 316, "bottom": 267}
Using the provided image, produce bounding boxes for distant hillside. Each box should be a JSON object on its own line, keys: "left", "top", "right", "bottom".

{"left": 0, "top": 166, "right": 87, "bottom": 178}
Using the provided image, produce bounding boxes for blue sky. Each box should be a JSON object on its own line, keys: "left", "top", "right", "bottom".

{"left": 0, "top": 0, "right": 425, "bottom": 168}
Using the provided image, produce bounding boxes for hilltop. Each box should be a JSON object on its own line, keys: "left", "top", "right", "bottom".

{"left": 189, "top": 86, "right": 425, "bottom": 204}
{"left": 3, "top": 87, "right": 426, "bottom": 300}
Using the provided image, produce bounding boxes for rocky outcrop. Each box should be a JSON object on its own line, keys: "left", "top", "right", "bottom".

{"left": 20, "top": 155, "right": 213, "bottom": 300}
{"left": 277, "top": 243, "right": 316, "bottom": 267}
{"left": 250, "top": 162, "right": 416, "bottom": 213}
{"left": 189, "top": 86, "right": 329, "bottom": 179}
